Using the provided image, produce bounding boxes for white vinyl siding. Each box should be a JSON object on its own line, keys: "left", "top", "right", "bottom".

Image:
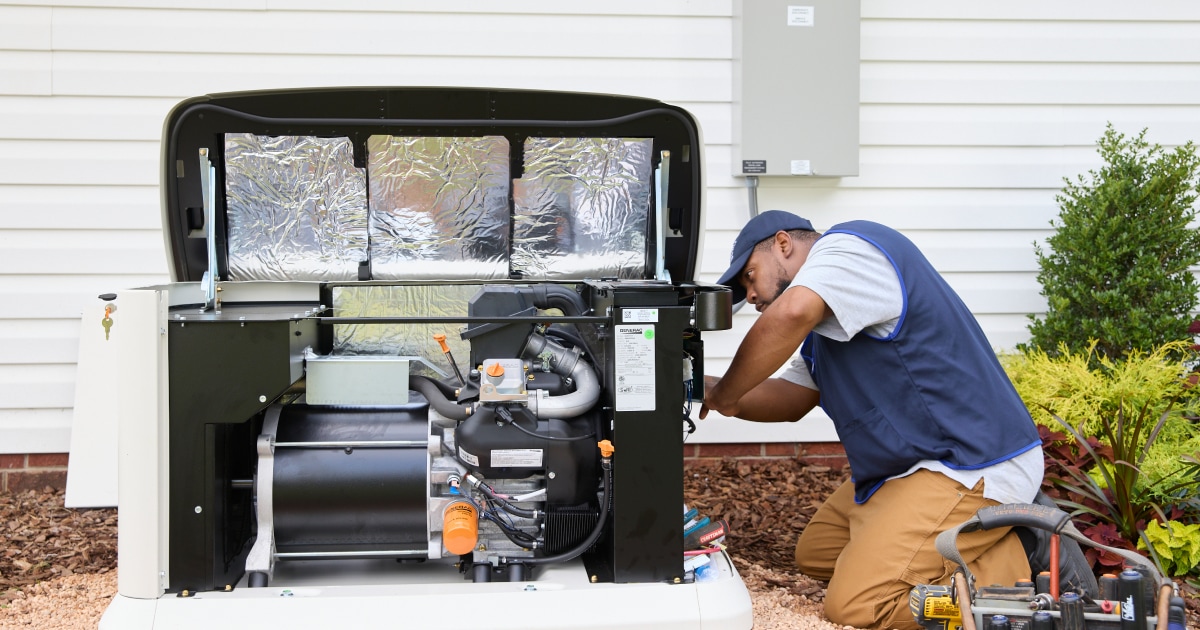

{"left": 696, "top": 2, "right": 1200, "bottom": 443}
{"left": 1, "top": 1, "right": 1199, "bottom": 451}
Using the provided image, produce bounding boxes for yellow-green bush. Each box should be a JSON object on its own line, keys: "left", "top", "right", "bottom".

{"left": 1001, "top": 340, "right": 1200, "bottom": 497}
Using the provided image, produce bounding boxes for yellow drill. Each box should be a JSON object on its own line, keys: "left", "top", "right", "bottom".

{"left": 909, "top": 584, "right": 963, "bottom": 630}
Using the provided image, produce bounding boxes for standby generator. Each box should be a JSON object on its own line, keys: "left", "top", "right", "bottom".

{"left": 96, "top": 87, "right": 752, "bottom": 629}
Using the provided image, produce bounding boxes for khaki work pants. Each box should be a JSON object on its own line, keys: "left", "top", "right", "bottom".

{"left": 795, "top": 469, "right": 1030, "bottom": 630}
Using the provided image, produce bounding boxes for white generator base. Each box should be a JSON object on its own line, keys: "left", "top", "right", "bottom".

{"left": 99, "top": 553, "right": 754, "bottom": 630}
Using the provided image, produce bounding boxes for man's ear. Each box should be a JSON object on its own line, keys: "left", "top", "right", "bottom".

{"left": 775, "top": 230, "right": 794, "bottom": 257}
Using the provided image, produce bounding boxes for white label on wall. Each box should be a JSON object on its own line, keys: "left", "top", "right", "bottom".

{"left": 787, "top": 6, "right": 814, "bottom": 27}
{"left": 623, "top": 308, "right": 659, "bottom": 323}
{"left": 615, "top": 324, "right": 656, "bottom": 411}
{"left": 791, "top": 159, "right": 812, "bottom": 176}
{"left": 491, "top": 449, "right": 543, "bottom": 468}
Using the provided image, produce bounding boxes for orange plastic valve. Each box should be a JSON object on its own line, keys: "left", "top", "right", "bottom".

{"left": 442, "top": 501, "right": 478, "bottom": 555}
{"left": 486, "top": 362, "right": 506, "bottom": 378}
{"left": 433, "top": 333, "right": 451, "bottom": 353}
{"left": 598, "top": 439, "right": 615, "bottom": 458}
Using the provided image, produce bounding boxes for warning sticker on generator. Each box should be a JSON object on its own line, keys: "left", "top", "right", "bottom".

{"left": 491, "top": 449, "right": 543, "bottom": 468}
{"left": 457, "top": 446, "right": 479, "bottom": 467}
{"left": 615, "top": 324, "right": 656, "bottom": 411}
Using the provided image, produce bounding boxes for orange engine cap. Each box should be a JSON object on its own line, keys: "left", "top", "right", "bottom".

{"left": 433, "top": 333, "right": 451, "bottom": 353}
{"left": 442, "top": 501, "right": 478, "bottom": 555}
{"left": 598, "top": 439, "right": 614, "bottom": 458}
{"left": 486, "top": 362, "right": 506, "bottom": 378}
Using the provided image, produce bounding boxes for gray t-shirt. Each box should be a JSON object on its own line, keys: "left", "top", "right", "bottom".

{"left": 777, "top": 233, "right": 1042, "bottom": 504}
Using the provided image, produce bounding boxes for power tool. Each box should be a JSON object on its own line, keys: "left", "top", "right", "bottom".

{"left": 911, "top": 503, "right": 1183, "bottom": 630}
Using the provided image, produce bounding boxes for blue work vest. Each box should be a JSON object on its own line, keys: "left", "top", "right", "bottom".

{"left": 800, "top": 221, "right": 1040, "bottom": 503}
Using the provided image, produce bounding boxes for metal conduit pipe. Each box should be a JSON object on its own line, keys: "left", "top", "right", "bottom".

{"left": 521, "top": 332, "right": 601, "bottom": 419}
{"left": 528, "top": 361, "right": 600, "bottom": 420}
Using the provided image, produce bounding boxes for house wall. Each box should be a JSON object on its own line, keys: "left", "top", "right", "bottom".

{"left": 2, "top": 1, "right": 1199, "bottom": 463}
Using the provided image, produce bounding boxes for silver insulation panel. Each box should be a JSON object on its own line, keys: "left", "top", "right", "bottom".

{"left": 222, "top": 135, "right": 653, "bottom": 283}
{"left": 224, "top": 134, "right": 368, "bottom": 281}
{"left": 367, "top": 136, "right": 511, "bottom": 280}
{"left": 512, "top": 137, "right": 653, "bottom": 280}
{"left": 331, "top": 284, "right": 481, "bottom": 377}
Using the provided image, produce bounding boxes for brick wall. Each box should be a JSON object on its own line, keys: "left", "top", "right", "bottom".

{"left": 0, "top": 453, "right": 69, "bottom": 493}
{"left": 684, "top": 442, "right": 847, "bottom": 470}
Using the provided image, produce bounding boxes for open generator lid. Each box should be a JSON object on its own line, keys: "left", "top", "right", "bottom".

{"left": 161, "top": 87, "right": 705, "bottom": 285}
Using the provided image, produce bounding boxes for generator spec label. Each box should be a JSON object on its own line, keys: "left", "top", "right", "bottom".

{"left": 457, "top": 446, "right": 479, "bottom": 467}
{"left": 615, "top": 324, "right": 656, "bottom": 411}
{"left": 623, "top": 308, "right": 659, "bottom": 323}
{"left": 491, "top": 449, "right": 543, "bottom": 468}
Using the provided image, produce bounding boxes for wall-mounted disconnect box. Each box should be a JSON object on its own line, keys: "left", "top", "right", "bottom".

{"left": 732, "top": 0, "right": 860, "bottom": 177}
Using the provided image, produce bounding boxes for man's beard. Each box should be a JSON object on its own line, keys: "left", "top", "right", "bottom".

{"left": 773, "top": 276, "right": 790, "bottom": 301}
{"left": 762, "top": 261, "right": 792, "bottom": 308}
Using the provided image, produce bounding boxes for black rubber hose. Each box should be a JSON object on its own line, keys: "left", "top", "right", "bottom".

{"left": 507, "top": 459, "right": 611, "bottom": 567}
{"left": 416, "top": 373, "right": 459, "bottom": 399}
{"left": 545, "top": 324, "right": 589, "bottom": 351}
{"left": 410, "top": 375, "right": 471, "bottom": 420}
{"left": 528, "top": 284, "right": 587, "bottom": 316}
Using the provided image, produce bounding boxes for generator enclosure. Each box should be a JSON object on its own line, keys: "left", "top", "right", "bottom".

{"left": 97, "top": 87, "right": 750, "bottom": 630}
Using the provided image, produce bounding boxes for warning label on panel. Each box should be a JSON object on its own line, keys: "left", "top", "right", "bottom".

{"left": 615, "top": 324, "right": 656, "bottom": 411}
{"left": 491, "top": 449, "right": 543, "bottom": 468}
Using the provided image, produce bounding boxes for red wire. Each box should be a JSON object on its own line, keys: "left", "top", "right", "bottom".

{"left": 1050, "top": 533, "right": 1060, "bottom": 600}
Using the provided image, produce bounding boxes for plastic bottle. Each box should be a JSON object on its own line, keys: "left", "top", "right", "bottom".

{"left": 1117, "top": 568, "right": 1146, "bottom": 630}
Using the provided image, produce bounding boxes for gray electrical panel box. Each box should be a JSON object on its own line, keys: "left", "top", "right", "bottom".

{"left": 732, "top": 0, "right": 860, "bottom": 177}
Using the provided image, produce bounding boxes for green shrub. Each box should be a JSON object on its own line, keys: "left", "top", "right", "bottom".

{"left": 1023, "top": 125, "right": 1200, "bottom": 364}
{"left": 1002, "top": 341, "right": 1197, "bottom": 444}
{"left": 1002, "top": 343, "right": 1200, "bottom": 561}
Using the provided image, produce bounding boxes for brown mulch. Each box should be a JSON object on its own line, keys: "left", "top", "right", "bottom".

{"left": 683, "top": 457, "right": 849, "bottom": 613}
{"left": 684, "top": 457, "right": 846, "bottom": 574}
{"left": 2, "top": 461, "right": 1198, "bottom": 629}
{"left": 0, "top": 488, "right": 116, "bottom": 592}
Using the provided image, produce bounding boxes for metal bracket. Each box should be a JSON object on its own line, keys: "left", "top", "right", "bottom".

{"left": 198, "top": 148, "right": 219, "bottom": 311}
{"left": 244, "top": 404, "right": 283, "bottom": 581}
{"left": 655, "top": 150, "right": 673, "bottom": 283}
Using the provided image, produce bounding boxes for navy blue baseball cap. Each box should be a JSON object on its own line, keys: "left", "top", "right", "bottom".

{"left": 717, "top": 210, "right": 815, "bottom": 305}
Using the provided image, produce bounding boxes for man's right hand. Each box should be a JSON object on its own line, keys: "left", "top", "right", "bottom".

{"left": 699, "top": 375, "right": 742, "bottom": 420}
{"left": 699, "top": 376, "right": 819, "bottom": 423}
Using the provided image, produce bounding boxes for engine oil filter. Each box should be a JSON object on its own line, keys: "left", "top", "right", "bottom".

{"left": 443, "top": 501, "right": 479, "bottom": 555}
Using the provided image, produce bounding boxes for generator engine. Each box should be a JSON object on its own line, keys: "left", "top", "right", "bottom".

{"left": 245, "top": 286, "right": 614, "bottom": 585}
